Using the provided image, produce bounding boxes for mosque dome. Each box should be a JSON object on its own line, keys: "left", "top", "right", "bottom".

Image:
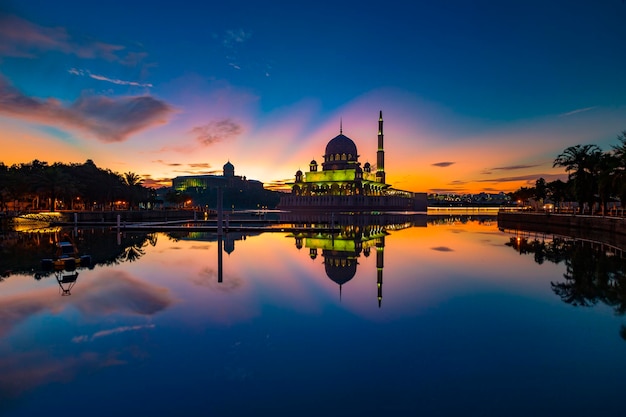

{"left": 324, "top": 134, "right": 358, "bottom": 158}
{"left": 310, "top": 159, "right": 317, "bottom": 165}
{"left": 323, "top": 251, "right": 357, "bottom": 285}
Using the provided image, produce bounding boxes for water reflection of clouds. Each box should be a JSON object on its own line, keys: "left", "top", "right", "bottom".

{"left": 72, "top": 324, "right": 156, "bottom": 343}
{"left": 193, "top": 267, "right": 243, "bottom": 291}
{"left": 0, "top": 270, "right": 173, "bottom": 400}
{"left": 0, "top": 350, "right": 102, "bottom": 398}
{"left": 0, "top": 270, "right": 174, "bottom": 339}
{"left": 73, "top": 270, "right": 175, "bottom": 315}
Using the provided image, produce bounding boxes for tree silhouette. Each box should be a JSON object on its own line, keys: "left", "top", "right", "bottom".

{"left": 553, "top": 144, "right": 602, "bottom": 212}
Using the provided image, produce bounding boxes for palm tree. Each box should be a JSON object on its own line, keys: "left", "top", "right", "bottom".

{"left": 553, "top": 144, "right": 602, "bottom": 213}
{"left": 122, "top": 172, "right": 144, "bottom": 209}
{"left": 123, "top": 172, "right": 143, "bottom": 187}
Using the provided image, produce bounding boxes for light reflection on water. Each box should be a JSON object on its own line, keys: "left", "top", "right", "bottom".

{"left": 1, "top": 215, "right": 625, "bottom": 416}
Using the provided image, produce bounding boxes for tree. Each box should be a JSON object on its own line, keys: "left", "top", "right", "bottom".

{"left": 592, "top": 152, "right": 618, "bottom": 214}
{"left": 535, "top": 177, "right": 547, "bottom": 202}
{"left": 546, "top": 179, "right": 570, "bottom": 212}
{"left": 611, "top": 130, "right": 626, "bottom": 206}
{"left": 553, "top": 144, "right": 602, "bottom": 212}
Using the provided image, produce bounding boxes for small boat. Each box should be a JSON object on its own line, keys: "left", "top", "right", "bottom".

{"left": 41, "top": 241, "right": 92, "bottom": 272}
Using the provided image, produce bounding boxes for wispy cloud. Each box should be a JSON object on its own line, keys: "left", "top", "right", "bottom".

{"left": 190, "top": 119, "right": 242, "bottom": 146}
{"left": 559, "top": 106, "right": 596, "bottom": 117}
{"left": 482, "top": 164, "right": 542, "bottom": 174}
{"left": 432, "top": 161, "right": 455, "bottom": 168}
{"left": 223, "top": 28, "right": 252, "bottom": 47}
{"left": 475, "top": 173, "right": 564, "bottom": 183}
{"left": 0, "top": 76, "right": 174, "bottom": 142}
{"left": 68, "top": 68, "right": 153, "bottom": 87}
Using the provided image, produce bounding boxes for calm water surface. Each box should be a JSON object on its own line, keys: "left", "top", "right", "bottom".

{"left": 1, "top": 216, "right": 625, "bottom": 416}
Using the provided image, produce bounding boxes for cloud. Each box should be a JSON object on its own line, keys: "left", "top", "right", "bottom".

{"left": 489, "top": 164, "right": 541, "bottom": 171}
{"left": 191, "top": 119, "right": 242, "bottom": 146}
{"left": 0, "top": 76, "right": 174, "bottom": 142}
{"left": 559, "top": 106, "right": 596, "bottom": 117}
{"left": 0, "top": 14, "right": 124, "bottom": 61}
{"left": 431, "top": 246, "right": 454, "bottom": 252}
{"left": 188, "top": 163, "right": 212, "bottom": 168}
{"left": 151, "top": 160, "right": 183, "bottom": 167}
{"left": 475, "top": 173, "right": 564, "bottom": 183}
{"left": 68, "top": 68, "right": 153, "bottom": 88}
{"left": 223, "top": 28, "right": 252, "bottom": 47}
{"left": 432, "top": 161, "right": 455, "bottom": 168}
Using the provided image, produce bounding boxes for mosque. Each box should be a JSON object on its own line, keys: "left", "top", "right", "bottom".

{"left": 278, "top": 111, "right": 427, "bottom": 212}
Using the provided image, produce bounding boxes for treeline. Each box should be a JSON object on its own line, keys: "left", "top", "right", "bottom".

{"left": 510, "top": 130, "right": 626, "bottom": 212}
{"left": 0, "top": 159, "right": 154, "bottom": 212}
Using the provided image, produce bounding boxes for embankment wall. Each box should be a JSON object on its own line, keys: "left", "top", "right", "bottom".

{"left": 498, "top": 211, "right": 626, "bottom": 249}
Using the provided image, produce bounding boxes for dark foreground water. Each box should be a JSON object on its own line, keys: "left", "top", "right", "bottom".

{"left": 1, "top": 215, "right": 625, "bottom": 416}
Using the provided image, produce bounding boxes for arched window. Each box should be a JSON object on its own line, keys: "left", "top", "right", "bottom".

{"left": 341, "top": 153, "right": 347, "bottom": 161}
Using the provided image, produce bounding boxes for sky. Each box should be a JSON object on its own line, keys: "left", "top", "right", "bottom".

{"left": 1, "top": 0, "right": 625, "bottom": 194}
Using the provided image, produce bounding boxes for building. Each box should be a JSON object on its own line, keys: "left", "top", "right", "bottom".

{"left": 278, "top": 111, "right": 427, "bottom": 212}
{"left": 171, "top": 161, "right": 280, "bottom": 209}
{"left": 172, "top": 161, "right": 264, "bottom": 193}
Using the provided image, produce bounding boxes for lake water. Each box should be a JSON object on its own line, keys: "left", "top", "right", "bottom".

{"left": 1, "top": 214, "right": 625, "bottom": 416}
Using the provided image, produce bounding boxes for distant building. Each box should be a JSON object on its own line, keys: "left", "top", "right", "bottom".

{"left": 172, "top": 161, "right": 264, "bottom": 193}
{"left": 171, "top": 161, "right": 279, "bottom": 209}
{"left": 278, "top": 111, "right": 427, "bottom": 212}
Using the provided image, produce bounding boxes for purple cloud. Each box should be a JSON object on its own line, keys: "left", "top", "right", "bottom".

{"left": 191, "top": 119, "right": 242, "bottom": 145}
{"left": 431, "top": 246, "right": 454, "bottom": 252}
{"left": 0, "top": 14, "right": 124, "bottom": 61}
{"left": 489, "top": 164, "right": 541, "bottom": 171}
{"left": 0, "top": 76, "right": 174, "bottom": 142}
{"left": 432, "top": 161, "right": 455, "bottom": 168}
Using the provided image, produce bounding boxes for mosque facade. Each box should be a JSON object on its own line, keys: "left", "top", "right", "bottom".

{"left": 278, "top": 111, "right": 427, "bottom": 212}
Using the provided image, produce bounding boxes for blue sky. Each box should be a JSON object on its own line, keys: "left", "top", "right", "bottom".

{"left": 1, "top": 0, "right": 625, "bottom": 193}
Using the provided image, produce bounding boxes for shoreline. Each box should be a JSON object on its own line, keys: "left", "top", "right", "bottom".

{"left": 497, "top": 211, "right": 626, "bottom": 251}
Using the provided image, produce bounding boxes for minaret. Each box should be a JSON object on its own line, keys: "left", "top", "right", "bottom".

{"left": 376, "top": 111, "right": 385, "bottom": 184}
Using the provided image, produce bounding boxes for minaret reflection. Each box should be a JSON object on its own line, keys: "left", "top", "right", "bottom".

{"left": 287, "top": 213, "right": 423, "bottom": 307}
{"left": 376, "top": 236, "right": 385, "bottom": 308}
{"left": 217, "top": 235, "right": 223, "bottom": 283}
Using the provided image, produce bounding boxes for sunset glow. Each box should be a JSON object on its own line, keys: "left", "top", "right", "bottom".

{"left": 1, "top": 1, "right": 625, "bottom": 194}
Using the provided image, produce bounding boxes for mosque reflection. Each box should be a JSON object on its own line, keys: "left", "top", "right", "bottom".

{"left": 285, "top": 213, "right": 427, "bottom": 306}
